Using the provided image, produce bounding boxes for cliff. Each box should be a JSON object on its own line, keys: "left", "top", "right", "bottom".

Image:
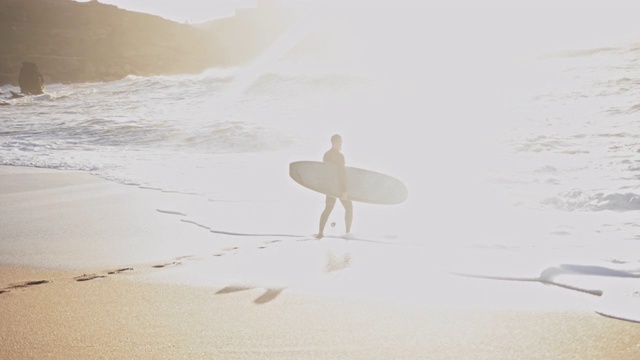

{"left": 0, "top": 0, "right": 303, "bottom": 85}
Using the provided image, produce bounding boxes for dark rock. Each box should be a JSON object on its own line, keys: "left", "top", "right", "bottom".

{"left": 18, "top": 61, "right": 44, "bottom": 95}
{"left": 10, "top": 90, "right": 24, "bottom": 98}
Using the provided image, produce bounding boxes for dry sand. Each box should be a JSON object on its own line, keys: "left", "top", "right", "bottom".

{"left": 1, "top": 165, "right": 640, "bottom": 359}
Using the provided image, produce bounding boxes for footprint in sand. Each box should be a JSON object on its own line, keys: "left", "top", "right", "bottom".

{"left": 1, "top": 280, "right": 50, "bottom": 293}
{"left": 6, "top": 280, "right": 49, "bottom": 289}
{"left": 152, "top": 262, "right": 179, "bottom": 268}
{"left": 74, "top": 274, "right": 106, "bottom": 282}
{"left": 107, "top": 267, "right": 134, "bottom": 275}
{"left": 213, "top": 247, "right": 239, "bottom": 257}
{"left": 151, "top": 255, "right": 196, "bottom": 268}
{"left": 76, "top": 268, "right": 134, "bottom": 281}
{"left": 152, "top": 258, "right": 188, "bottom": 268}
{"left": 257, "top": 239, "right": 284, "bottom": 250}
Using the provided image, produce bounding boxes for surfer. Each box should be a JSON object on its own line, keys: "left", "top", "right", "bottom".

{"left": 317, "top": 134, "right": 353, "bottom": 238}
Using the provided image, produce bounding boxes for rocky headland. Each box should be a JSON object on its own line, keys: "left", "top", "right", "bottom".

{"left": 0, "top": 0, "right": 303, "bottom": 86}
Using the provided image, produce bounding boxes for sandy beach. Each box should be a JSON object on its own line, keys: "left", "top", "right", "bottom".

{"left": 1, "top": 165, "right": 640, "bottom": 359}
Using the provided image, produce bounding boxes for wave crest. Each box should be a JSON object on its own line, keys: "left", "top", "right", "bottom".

{"left": 543, "top": 190, "right": 640, "bottom": 211}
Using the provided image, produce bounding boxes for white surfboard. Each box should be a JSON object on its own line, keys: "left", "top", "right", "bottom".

{"left": 289, "top": 161, "right": 408, "bottom": 205}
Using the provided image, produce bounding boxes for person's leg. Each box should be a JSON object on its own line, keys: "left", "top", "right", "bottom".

{"left": 318, "top": 196, "right": 336, "bottom": 238}
{"left": 341, "top": 199, "right": 353, "bottom": 233}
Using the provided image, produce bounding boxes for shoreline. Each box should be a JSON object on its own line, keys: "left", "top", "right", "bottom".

{"left": 2, "top": 164, "right": 640, "bottom": 359}
{"left": 0, "top": 165, "right": 220, "bottom": 270}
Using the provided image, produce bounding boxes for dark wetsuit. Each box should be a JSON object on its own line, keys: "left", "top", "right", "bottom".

{"left": 323, "top": 148, "right": 347, "bottom": 196}
{"left": 322, "top": 148, "right": 352, "bottom": 212}
{"left": 318, "top": 141, "right": 353, "bottom": 237}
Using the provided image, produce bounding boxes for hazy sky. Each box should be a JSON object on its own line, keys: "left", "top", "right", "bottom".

{"left": 73, "top": 0, "right": 640, "bottom": 57}
{"left": 76, "top": 0, "right": 257, "bottom": 23}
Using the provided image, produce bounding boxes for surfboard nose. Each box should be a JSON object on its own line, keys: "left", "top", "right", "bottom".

{"left": 289, "top": 162, "right": 302, "bottom": 183}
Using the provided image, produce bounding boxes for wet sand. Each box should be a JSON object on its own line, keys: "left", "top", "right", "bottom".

{"left": 1, "top": 165, "right": 640, "bottom": 359}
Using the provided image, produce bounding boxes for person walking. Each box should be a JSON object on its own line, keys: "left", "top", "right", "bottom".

{"left": 317, "top": 134, "right": 353, "bottom": 238}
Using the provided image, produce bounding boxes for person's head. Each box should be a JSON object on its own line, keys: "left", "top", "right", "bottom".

{"left": 331, "top": 134, "right": 342, "bottom": 150}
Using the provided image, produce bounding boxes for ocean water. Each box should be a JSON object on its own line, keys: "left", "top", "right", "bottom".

{"left": 3, "top": 2, "right": 640, "bottom": 322}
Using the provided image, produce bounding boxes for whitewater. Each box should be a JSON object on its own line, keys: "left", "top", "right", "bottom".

{"left": 4, "top": 5, "right": 640, "bottom": 322}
